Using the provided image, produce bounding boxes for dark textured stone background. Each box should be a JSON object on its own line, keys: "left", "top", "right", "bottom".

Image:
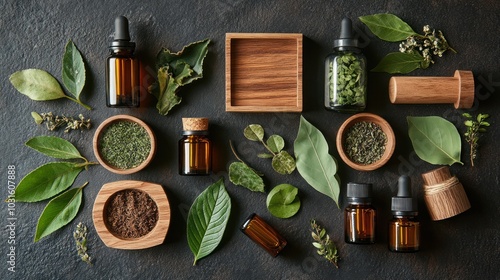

{"left": 1, "top": 0, "right": 499, "bottom": 279}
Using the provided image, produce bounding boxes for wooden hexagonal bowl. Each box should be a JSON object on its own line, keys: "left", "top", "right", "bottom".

{"left": 336, "top": 113, "right": 395, "bottom": 171}
{"left": 92, "top": 180, "right": 171, "bottom": 250}
{"left": 93, "top": 115, "right": 156, "bottom": 174}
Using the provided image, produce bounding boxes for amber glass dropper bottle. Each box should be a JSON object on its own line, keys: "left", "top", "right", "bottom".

{"left": 389, "top": 175, "right": 420, "bottom": 252}
{"left": 106, "top": 16, "right": 139, "bottom": 107}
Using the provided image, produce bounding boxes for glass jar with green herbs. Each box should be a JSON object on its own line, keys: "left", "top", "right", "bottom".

{"left": 325, "top": 17, "right": 367, "bottom": 113}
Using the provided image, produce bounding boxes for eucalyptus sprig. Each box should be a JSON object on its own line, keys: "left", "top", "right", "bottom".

{"left": 463, "top": 113, "right": 490, "bottom": 167}
{"left": 359, "top": 13, "right": 456, "bottom": 73}
{"left": 310, "top": 219, "right": 339, "bottom": 268}
{"left": 243, "top": 124, "right": 296, "bottom": 175}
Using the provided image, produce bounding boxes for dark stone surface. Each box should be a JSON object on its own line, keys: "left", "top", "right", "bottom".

{"left": 1, "top": 0, "right": 499, "bottom": 279}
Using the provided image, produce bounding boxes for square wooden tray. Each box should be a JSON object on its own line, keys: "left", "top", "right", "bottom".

{"left": 225, "top": 33, "right": 303, "bottom": 112}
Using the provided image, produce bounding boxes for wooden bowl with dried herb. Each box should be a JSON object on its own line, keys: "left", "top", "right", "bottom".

{"left": 336, "top": 113, "right": 395, "bottom": 171}
{"left": 93, "top": 115, "right": 156, "bottom": 174}
{"left": 92, "top": 180, "right": 171, "bottom": 250}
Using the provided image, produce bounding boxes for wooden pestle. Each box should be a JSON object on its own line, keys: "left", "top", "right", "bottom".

{"left": 389, "top": 70, "right": 474, "bottom": 109}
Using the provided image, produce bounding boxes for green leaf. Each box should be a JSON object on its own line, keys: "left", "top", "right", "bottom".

{"left": 187, "top": 178, "right": 231, "bottom": 265}
{"left": 32, "top": 112, "right": 43, "bottom": 124}
{"left": 266, "top": 184, "right": 301, "bottom": 218}
{"left": 62, "top": 40, "right": 86, "bottom": 100}
{"left": 407, "top": 116, "right": 463, "bottom": 165}
{"left": 228, "top": 162, "right": 265, "bottom": 193}
{"left": 257, "top": 153, "right": 274, "bottom": 159}
{"left": 372, "top": 52, "right": 424, "bottom": 74}
{"left": 267, "top": 135, "right": 285, "bottom": 153}
{"left": 271, "top": 151, "right": 296, "bottom": 175}
{"left": 15, "top": 162, "right": 84, "bottom": 202}
{"left": 9, "top": 69, "right": 66, "bottom": 101}
{"left": 243, "top": 124, "right": 265, "bottom": 141}
{"left": 150, "top": 39, "right": 210, "bottom": 115}
{"left": 359, "top": 13, "right": 418, "bottom": 42}
{"left": 151, "top": 66, "right": 182, "bottom": 114}
{"left": 25, "top": 136, "right": 84, "bottom": 160}
{"left": 464, "top": 120, "right": 473, "bottom": 127}
{"left": 35, "top": 182, "right": 86, "bottom": 242}
{"left": 294, "top": 116, "right": 340, "bottom": 208}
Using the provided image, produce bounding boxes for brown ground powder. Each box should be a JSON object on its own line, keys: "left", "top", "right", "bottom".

{"left": 105, "top": 189, "right": 158, "bottom": 239}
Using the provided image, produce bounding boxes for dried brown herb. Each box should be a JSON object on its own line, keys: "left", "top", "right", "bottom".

{"left": 105, "top": 189, "right": 158, "bottom": 238}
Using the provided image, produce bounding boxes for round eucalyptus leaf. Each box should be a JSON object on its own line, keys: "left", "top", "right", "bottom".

{"left": 266, "top": 184, "right": 300, "bottom": 219}
{"left": 267, "top": 135, "right": 285, "bottom": 153}
{"left": 271, "top": 151, "right": 296, "bottom": 174}
{"left": 243, "top": 124, "right": 264, "bottom": 141}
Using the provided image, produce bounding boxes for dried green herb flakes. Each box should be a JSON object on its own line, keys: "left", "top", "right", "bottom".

{"left": 343, "top": 121, "right": 387, "bottom": 165}
{"left": 99, "top": 121, "right": 151, "bottom": 169}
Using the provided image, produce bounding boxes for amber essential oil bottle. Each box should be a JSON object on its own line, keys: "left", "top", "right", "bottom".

{"left": 179, "top": 118, "right": 212, "bottom": 175}
{"left": 240, "top": 213, "right": 287, "bottom": 257}
{"left": 344, "top": 183, "right": 376, "bottom": 244}
{"left": 389, "top": 175, "right": 420, "bottom": 252}
{"left": 106, "top": 16, "right": 139, "bottom": 107}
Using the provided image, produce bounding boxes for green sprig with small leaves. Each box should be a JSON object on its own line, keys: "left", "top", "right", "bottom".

{"left": 74, "top": 222, "right": 92, "bottom": 265}
{"left": 243, "top": 124, "right": 296, "bottom": 175}
{"left": 463, "top": 113, "right": 490, "bottom": 167}
{"left": 310, "top": 219, "right": 339, "bottom": 268}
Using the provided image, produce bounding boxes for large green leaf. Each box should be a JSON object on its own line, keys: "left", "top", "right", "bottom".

{"left": 294, "top": 116, "right": 340, "bottom": 208}
{"left": 62, "top": 40, "right": 86, "bottom": 99}
{"left": 25, "top": 136, "right": 84, "bottom": 160}
{"left": 15, "top": 162, "right": 84, "bottom": 202}
{"left": 266, "top": 184, "right": 300, "bottom": 218}
{"left": 407, "top": 116, "right": 463, "bottom": 165}
{"left": 9, "top": 69, "right": 66, "bottom": 101}
{"left": 150, "top": 39, "right": 210, "bottom": 115}
{"left": 187, "top": 178, "right": 231, "bottom": 265}
{"left": 35, "top": 182, "right": 86, "bottom": 242}
{"left": 359, "top": 13, "right": 418, "bottom": 42}
{"left": 371, "top": 52, "right": 424, "bottom": 74}
{"left": 228, "top": 162, "right": 265, "bottom": 193}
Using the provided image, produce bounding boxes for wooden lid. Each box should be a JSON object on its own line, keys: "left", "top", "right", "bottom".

{"left": 182, "top": 118, "right": 208, "bottom": 131}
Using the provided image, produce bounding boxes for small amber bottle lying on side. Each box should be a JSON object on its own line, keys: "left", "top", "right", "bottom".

{"left": 240, "top": 213, "right": 287, "bottom": 257}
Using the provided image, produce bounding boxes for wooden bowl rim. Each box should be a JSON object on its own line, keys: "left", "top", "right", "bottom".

{"left": 336, "top": 113, "right": 396, "bottom": 171}
{"left": 93, "top": 115, "right": 156, "bottom": 175}
{"left": 92, "top": 180, "right": 171, "bottom": 249}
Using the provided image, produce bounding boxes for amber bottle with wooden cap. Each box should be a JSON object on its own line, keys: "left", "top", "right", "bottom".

{"left": 389, "top": 175, "right": 420, "bottom": 252}
{"left": 240, "top": 213, "right": 287, "bottom": 257}
{"left": 179, "top": 118, "right": 212, "bottom": 175}
{"left": 344, "top": 183, "right": 376, "bottom": 244}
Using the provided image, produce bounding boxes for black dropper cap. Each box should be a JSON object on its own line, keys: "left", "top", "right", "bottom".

{"left": 346, "top": 183, "right": 372, "bottom": 204}
{"left": 333, "top": 17, "right": 359, "bottom": 49}
{"left": 110, "top": 16, "right": 135, "bottom": 50}
{"left": 391, "top": 175, "right": 418, "bottom": 216}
